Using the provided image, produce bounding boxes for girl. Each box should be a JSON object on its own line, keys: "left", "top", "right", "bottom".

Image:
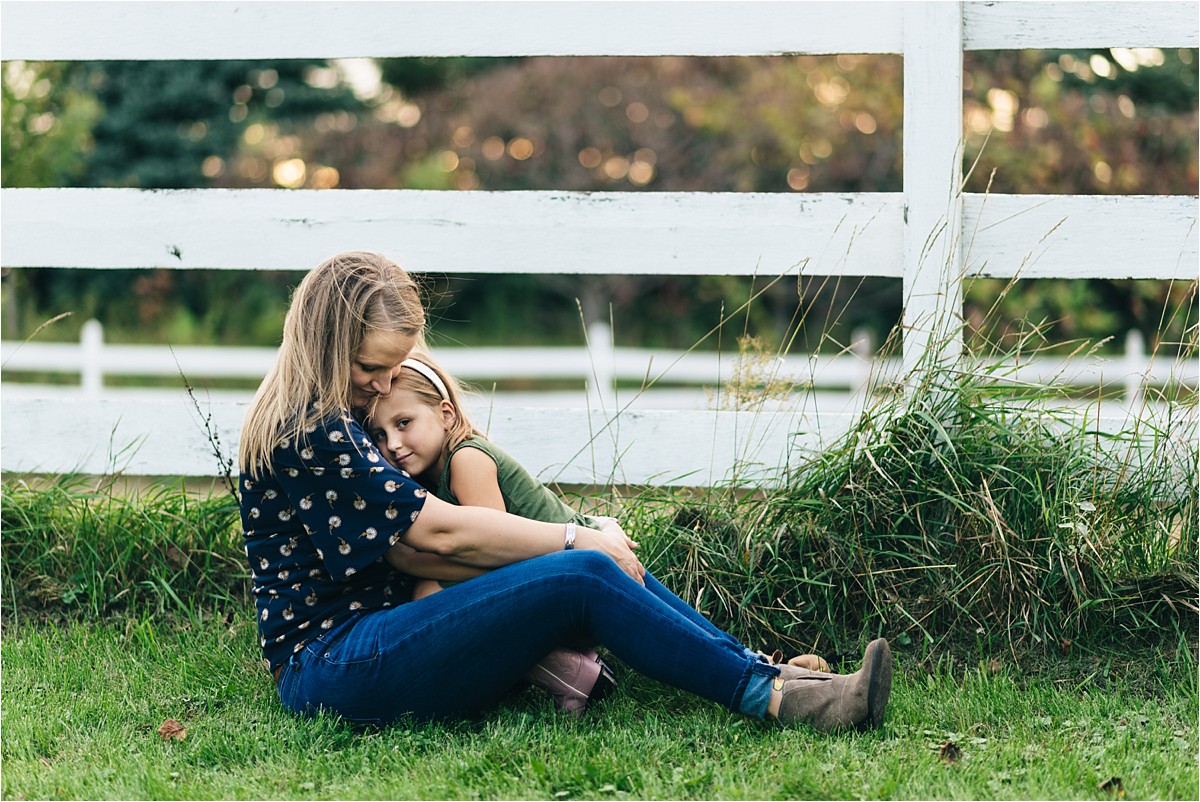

{"left": 238, "top": 250, "right": 892, "bottom": 731}
{"left": 366, "top": 352, "right": 832, "bottom": 712}
{"left": 366, "top": 352, "right": 623, "bottom": 715}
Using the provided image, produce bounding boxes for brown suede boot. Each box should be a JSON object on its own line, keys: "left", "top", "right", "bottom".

{"left": 774, "top": 638, "right": 892, "bottom": 732}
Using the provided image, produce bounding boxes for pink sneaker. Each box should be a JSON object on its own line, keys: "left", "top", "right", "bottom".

{"left": 525, "top": 648, "right": 616, "bottom": 717}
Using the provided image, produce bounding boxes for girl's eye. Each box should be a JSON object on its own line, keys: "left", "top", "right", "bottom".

{"left": 397, "top": 419, "right": 411, "bottom": 428}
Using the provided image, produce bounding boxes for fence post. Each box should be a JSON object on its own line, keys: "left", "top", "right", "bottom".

{"left": 902, "top": 1, "right": 965, "bottom": 376}
{"left": 851, "top": 326, "right": 874, "bottom": 395}
{"left": 1124, "top": 329, "right": 1146, "bottom": 409}
{"left": 81, "top": 318, "right": 103, "bottom": 398}
{"left": 586, "top": 321, "right": 617, "bottom": 411}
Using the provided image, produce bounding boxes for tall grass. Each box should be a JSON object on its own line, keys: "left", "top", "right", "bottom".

{"left": 626, "top": 308, "right": 1198, "bottom": 662}
{"left": 1, "top": 474, "right": 246, "bottom": 622}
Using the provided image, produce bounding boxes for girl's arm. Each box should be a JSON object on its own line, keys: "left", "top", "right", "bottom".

{"left": 390, "top": 494, "right": 644, "bottom": 584}
{"left": 446, "top": 446, "right": 506, "bottom": 510}
{"left": 386, "top": 446, "right": 502, "bottom": 581}
{"left": 387, "top": 542, "right": 488, "bottom": 582}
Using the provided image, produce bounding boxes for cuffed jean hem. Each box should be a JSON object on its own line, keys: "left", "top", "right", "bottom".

{"left": 734, "top": 659, "right": 781, "bottom": 719}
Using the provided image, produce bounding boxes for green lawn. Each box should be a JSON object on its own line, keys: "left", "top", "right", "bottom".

{"left": 3, "top": 615, "right": 1196, "bottom": 800}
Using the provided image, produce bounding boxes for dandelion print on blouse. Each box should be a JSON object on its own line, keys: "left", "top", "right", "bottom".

{"left": 239, "top": 407, "right": 425, "bottom": 671}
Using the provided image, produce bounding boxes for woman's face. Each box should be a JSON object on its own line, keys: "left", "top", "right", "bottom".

{"left": 348, "top": 329, "right": 417, "bottom": 408}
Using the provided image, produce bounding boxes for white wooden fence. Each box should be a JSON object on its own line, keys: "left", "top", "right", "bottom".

{"left": 2, "top": 1, "right": 1197, "bottom": 487}
{"left": 1, "top": 320, "right": 883, "bottom": 410}
{"left": 2, "top": 320, "right": 1186, "bottom": 412}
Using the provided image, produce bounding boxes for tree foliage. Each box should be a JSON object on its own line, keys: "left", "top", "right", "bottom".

{"left": 2, "top": 51, "right": 1196, "bottom": 354}
{"left": 2, "top": 62, "right": 101, "bottom": 188}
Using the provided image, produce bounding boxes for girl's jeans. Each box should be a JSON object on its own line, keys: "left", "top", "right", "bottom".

{"left": 276, "top": 550, "right": 779, "bottom": 724}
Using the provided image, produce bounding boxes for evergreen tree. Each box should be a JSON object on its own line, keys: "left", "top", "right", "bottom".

{"left": 71, "top": 59, "right": 362, "bottom": 188}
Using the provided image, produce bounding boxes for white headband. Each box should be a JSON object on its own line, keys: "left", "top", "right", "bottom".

{"left": 401, "top": 358, "right": 450, "bottom": 401}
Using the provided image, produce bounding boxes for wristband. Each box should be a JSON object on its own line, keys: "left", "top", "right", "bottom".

{"left": 563, "top": 522, "right": 577, "bottom": 550}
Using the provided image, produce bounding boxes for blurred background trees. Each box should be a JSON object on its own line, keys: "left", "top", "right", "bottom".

{"left": 2, "top": 48, "right": 1196, "bottom": 354}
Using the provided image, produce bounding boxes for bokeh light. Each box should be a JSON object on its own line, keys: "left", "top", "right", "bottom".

{"left": 628, "top": 160, "right": 654, "bottom": 185}
{"left": 481, "top": 136, "right": 505, "bottom": 160}
{"left": 603, "top": 155, "right": 629, "bottom": 179}
{"left": 578, "top": 147, "right": 602, "bottom": 169}
{"left": 787, "top": 166, "right": 810, "bottom": 190}
{"left": 598, "top": 86, "right": 622, "bottom": 107}
{"left": 310, "top": 165, "right": 340, "bottom": 188}
{"left": 272, "top": 158, "right": 306, "bottom": 188}
{"left": 507, "top": 137, "right": 534, "bottom": 160}
{"left": 201, "top": 155, "right": 224, "bottom": 178}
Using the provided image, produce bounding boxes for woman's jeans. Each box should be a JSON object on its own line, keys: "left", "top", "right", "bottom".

{"left": 276, "top": 550, "right": 779, "bottom": 725}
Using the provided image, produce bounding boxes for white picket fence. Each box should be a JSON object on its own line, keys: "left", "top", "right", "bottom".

{"left": 2, "top": 1, "right": 1197, "bottom": 487}
{"left": 1, "top": 320, "right": 1186, "bottom": 412}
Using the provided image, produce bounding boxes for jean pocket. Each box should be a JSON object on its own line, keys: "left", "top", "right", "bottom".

{"left": 309, "top": 627, "right": 380, "bottom": 668}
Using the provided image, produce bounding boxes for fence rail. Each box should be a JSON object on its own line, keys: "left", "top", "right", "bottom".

{"left": 1, "top": 0, "right": 1196, "bottom": 484}
{"left": 4, "top": 1, "right": 1196, "bottom": 59}
{"left": 2, "top": 321, "right": 1191, "bottom": 401}
{"left": 5, "top": 190, "right": 1196, "bottom": 280}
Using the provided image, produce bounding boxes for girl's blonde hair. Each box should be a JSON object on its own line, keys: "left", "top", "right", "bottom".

{"left": 239, "top": 251, "right": 425, "bottom": 477}
{"left": 393, "top": 351, "right": 482, "bottom": 451}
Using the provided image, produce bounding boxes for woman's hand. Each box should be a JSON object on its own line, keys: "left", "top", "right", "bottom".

{"left": 594, "top": 516, "right": 638, "bottom": 551}
{"left": 576, "top": 524, "right": 645, "bottom": 586}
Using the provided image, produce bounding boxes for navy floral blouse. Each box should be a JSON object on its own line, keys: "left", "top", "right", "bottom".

{"left": 239, "top": 407, "right": 427, "bottom": 671}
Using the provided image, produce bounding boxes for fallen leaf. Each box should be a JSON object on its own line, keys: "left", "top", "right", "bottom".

{"left": 939, "top": 741, "right": 962, "bottom": 763}
{"left": 165, "top": 543, "right": 189, "bottom": 570}
{"left": 1097, "top": 776, "right": 1125, "bottom": 798}
{"left": 1058, "top": 637, "right": 1072, "bottom": 655}
{"left": 157, "top": 718, "right": 187, "bottom": 741}
{"left": 988, "top": 658, "right": 1003, "bottom": 673}
{"left": 38, "top": 756, "right": 52, "bottom": 768}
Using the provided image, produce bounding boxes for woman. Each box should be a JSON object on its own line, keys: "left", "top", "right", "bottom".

{"left": 238, "top": 250, "right": 892, "bottom": 729}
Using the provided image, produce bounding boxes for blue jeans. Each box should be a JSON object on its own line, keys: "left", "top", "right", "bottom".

{"left": 276, "top": 550, "right": 779, "bottom": 725}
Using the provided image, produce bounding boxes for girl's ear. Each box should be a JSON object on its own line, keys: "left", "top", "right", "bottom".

{"left": 439, "top": 399, "right": 457, "bottom": 430}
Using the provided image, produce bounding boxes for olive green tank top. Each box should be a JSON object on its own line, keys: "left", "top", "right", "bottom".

{"left": 435, "top": 437, "right": 598, "bottom": 526}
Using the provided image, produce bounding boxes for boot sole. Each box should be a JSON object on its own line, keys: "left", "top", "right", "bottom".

{"left": 862, "top": 638, "right": 892, "bottom": 729}
{"left": 590, "top": 657, "right": 618, "bottom": 705}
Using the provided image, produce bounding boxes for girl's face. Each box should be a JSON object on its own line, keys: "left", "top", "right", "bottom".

{"left": 367, "top": 389, "right": 456, "bottom": 480}
{"left": 349, "top": 330, "right": 417, "bottom": 409}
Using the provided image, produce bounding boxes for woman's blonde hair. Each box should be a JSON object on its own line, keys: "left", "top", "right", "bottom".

{"left": 392, "top": 351, "right": 482, "bottom": 451}
{"left": 239, "top": 251, "right": 425, "bottom": 477}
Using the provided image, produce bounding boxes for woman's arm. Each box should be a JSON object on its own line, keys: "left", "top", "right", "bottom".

{"left": 393, "top": 494, "right": 645, "bottom": 584}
